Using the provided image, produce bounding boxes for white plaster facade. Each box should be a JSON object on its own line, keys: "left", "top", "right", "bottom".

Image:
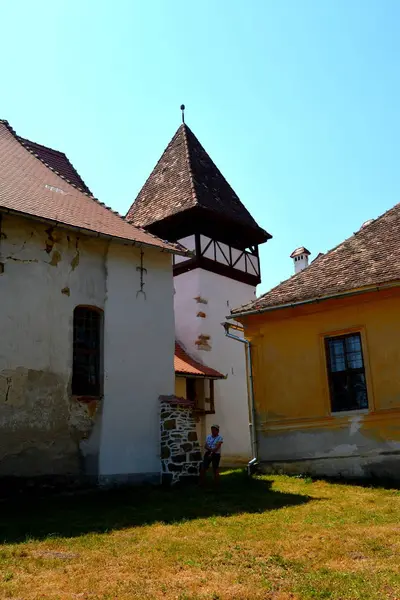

{"left": 0, "top": 213, "right": 175, "bottom": 483}
{"left": 292, "top": 252, "right": 310, "bottom": 274}
{"left": 100, "top": 242, "right": 175, "bottom": 484}
{"left": 174, "top": 267, "right": 257, "bottom": 465}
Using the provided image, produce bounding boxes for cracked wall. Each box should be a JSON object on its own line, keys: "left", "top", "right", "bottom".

{"left": 0, "top": 214, "right": 107, "bottom": 478}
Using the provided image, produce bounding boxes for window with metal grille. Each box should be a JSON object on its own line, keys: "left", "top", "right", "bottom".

{"left": 325, "top": 332, "right": 368, "bottom": 413}
{"left": 72, "top": 307, "right": 102, "bottom": 396}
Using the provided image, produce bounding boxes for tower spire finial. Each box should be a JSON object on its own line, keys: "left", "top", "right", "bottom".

{"left": 180, "top": 104, "right": 185, "bottom": 124}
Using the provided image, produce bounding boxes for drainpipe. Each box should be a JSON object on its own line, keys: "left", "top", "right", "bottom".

{"left": 222, "top": 322, "right": 258, "bottom": 476}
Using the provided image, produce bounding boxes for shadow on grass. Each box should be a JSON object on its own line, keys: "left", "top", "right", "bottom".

{"left": 0, "top": 470, "right": 312, "bottom": 544}
{"left": 289, "top": 472, "right": 400, "bottom": 491}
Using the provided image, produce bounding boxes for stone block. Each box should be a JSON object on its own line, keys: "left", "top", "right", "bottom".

{"left": 188, "top": 466, "right": 199, "bottom": 474}
{"left": 188, "top": 431, "right": 198, "bottom": 442}
{"left": 171, "top": 454, "right": 186, "bottom": 463}
{"left": 181, "top": 443, "right": 192, "bottom": 452}
{"left": 168, "top": 463, "right": 183, "bottom": 472}
{"left": 161, "top": 447, "right": 170, "bottom": 459}
{"left": 163, "top": 419, "right": 176, "bottom": 430}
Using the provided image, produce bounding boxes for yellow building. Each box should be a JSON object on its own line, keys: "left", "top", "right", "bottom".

{"left": 231, "top": 206, "right": 400, "bottom": 480}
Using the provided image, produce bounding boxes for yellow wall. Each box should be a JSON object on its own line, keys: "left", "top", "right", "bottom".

{"left": 238, "top": 288, "right": 400, "bottom": 477}
{"left": 175, "top": 376, "right": 187, "bottom": 399}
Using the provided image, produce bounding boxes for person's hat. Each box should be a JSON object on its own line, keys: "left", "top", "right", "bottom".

{"left": 211, "top": 424, "right": 220, "bottom": 430}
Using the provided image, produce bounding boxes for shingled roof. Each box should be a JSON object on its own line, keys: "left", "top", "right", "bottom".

{"left": 232, "top": 202, "right": 400, "bottom": 316}
{"left": 0, "top": 120, "right": 185, "bottom": 255}
{"left": 174, "top": 342, "right": 224, "bottom": 379}
{"left": 126, "top": 124, "right": 270, "bottom": 243}
{"left": 18, "top": 137, "right": 92, "bottom": 195}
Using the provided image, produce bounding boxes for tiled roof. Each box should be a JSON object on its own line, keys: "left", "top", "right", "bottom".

{"left": 232, "top": 203, "right": 400, "bottom": 315}
{"left": 174, "top": 342, "right": 224, "bottom": 379}
{"left": 0, "top": 120, "right": 186, "bottom": 255}
{"left": 18, "top": 137, "right": 92, "bottom": 195}
{"left": 126, "top": 124, "right": 270, "bottom": 242}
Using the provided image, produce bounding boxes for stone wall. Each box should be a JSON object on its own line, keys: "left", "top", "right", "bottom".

{"left": 160, "top": 396, "right": 202, "bottom": 485}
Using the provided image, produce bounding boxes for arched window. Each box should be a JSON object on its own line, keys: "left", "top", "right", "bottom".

{"left": 72, "top": 306, "right": 103, "bottom": 396}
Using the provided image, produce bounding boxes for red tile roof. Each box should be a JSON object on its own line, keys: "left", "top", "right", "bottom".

{"left": 174, "top": 342, "right": 224, "bottom": 379}
{"left": 0, "top": 120, "right": 186, "bottom": 255}
{"left": 232, "top": 203, "right": 400, "bottom": 315}
{"left": 18, "top": 137, "right": 92, "bottom": 195}
{"left": 126, "top": 124, "right": 271, "bottom": 244}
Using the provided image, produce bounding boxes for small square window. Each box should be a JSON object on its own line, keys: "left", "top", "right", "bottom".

{"left": 325, "top": 332, "right": 368, "bottom": 413}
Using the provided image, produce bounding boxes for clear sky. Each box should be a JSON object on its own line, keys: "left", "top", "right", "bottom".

{"left": 1, "top": 0, "right": 400, "bottom": 293}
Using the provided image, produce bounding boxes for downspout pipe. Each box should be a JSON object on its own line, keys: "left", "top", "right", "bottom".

{"left": 222, "top": 322, "right": 258, "bottom": 476}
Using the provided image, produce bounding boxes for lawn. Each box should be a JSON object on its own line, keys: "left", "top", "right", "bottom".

{"left": 0, "top": 470, "right": 399, "bottom": 600}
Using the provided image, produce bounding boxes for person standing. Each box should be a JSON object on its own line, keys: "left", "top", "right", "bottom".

{"left": 200, "top": 424, "right": 223, "bottom": 486}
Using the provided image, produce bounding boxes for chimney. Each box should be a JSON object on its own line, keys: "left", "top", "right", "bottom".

{"left": 290, "top": 247, "right": 311, "bottom": 274}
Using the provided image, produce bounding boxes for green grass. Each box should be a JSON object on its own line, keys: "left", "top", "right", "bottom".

{"left": 0, "top": 470, "right": 399, "bottom": 599}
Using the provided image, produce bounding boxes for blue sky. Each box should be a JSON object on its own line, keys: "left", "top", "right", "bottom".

{"left": 1, "top": 0, "right": 400, "bottom": 293}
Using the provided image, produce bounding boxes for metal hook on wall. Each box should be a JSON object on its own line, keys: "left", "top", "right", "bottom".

{"left": 136, "top": 248, "right": 147, "bottom": 299}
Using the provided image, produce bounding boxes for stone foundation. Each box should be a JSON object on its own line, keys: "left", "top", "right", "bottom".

{"left": 160, "top": 396, "right": 202, "bottom": 485}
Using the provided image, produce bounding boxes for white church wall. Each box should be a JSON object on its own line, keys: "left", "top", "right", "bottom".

{"left": 99, "top": 243, "right": 175, "bottom": 485}
{"left": 0, "top": 213, "right": 107, "bottom": 477}
{"left": 174, "top": 269, "right": 202, "bottom": 353}
{"left": 174, "top": 268, "right": 257, "bottom": 464}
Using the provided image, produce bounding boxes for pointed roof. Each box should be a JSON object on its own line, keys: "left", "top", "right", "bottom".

{"left": 231, "top": 204, "right": 400, "bottom": 316}
{"left": 0, "top": 119, "right": 186, "bottom": 255}
{"left": 126, "top": 124, "right": 270, "bottom": 244}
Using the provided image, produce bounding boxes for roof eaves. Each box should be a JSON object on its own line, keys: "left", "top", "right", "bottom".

{"left": 175, "top": 370, "right": 224, "bottom": 380}
{"left": 0, "top": 205, "right": 187, "bottom": 256}
{"left": 230, "top": 280, "right": 400, "bottom": 319}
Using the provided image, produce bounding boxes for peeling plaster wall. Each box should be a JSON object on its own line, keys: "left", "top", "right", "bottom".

{"left": 174, "top": 268, "right": 256, "bottom": 465}
{"left": 0, "top": 214, "right": 106, "bottom": 477}
{"left": 240, "top": 289, "right": 400, "bottom": 480}
{"left": 99, "top": 243, "right": 175, "bottom": 485}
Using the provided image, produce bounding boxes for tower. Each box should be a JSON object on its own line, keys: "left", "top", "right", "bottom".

{"left": 127, "top": 116, "right": 271, "bottom": 464}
